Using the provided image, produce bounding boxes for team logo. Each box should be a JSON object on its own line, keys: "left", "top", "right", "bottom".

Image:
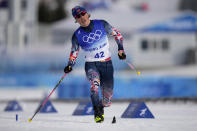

{"left": 83, "top": 30, "right": 102, "bottom": 43}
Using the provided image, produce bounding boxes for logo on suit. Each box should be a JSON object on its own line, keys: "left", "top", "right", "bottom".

{"left": 83, "top": 30, "right": 102, "bottom": 43}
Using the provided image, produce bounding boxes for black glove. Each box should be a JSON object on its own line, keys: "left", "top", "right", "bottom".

{"left": 118, "top": 52, "right": 126, "bottom": 60}
{"left": 64, "top": 65, "right": 72, "bottom": 73}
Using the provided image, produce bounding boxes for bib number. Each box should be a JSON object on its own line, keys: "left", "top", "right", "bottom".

{"left": 94, "top": 51, "right": 104, "bottom": 58}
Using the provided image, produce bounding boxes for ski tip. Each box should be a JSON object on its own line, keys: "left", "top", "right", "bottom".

{"left": 28, "top": 118, "right": 32, "bottom": 123}
{"left": 112, "top": 116, "right": 116, "bottom": 124}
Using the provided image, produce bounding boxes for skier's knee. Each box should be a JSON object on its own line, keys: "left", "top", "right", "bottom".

{"left": 90, "top": 79, "right": 100, "bottom": 92}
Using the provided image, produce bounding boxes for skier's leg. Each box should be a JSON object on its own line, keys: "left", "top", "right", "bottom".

{"left": 100, "top": 61, "right": 114, "bottom": 107}
{"left": 85, "top": 68, "right": 100, "bottom": 106}
{"left": 85, "top": 62, "right": 104, "bottom": 123}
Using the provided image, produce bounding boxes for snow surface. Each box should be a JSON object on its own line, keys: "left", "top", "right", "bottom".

{"left": 1, "top": 64, "right": 197, "bottom": 131}
{"left": 0, "top": 101, "right": 197, "bottom": 131}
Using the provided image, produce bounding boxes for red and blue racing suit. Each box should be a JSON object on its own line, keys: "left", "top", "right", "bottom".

{"left": 67, "top": 19, "right": 124, "bottom": 107}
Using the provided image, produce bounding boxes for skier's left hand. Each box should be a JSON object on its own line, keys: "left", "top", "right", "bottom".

{"left": 118, "top": 50, "right": 126, "bottom": 60}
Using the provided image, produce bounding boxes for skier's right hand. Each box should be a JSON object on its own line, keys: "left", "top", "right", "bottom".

{"left": 64, "top": 65, "right": 72, "bottom": 73}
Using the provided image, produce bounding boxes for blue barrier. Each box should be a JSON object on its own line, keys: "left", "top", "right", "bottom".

{"left": 121, "top": 101, "right": 154, "bottom": 118}
{"left": 58, "top": 75, "right": 197, "bottom": 99}
{"left": 4, "top": 100, "right": 23, "bottom": 111}
{"left": 0, "top": 73, "right": 59, "bottom": 87}
{"left": 113, "top": 76, "right": 197, "bottom": 98}
{"left": 39, "top": 100, "right": 57, "bottom": 113}
{"left": 0, "top": 73, "right": 197, "bottom": 98}
{"left": 72, "top": 101, "right": 94, "bottom": 115}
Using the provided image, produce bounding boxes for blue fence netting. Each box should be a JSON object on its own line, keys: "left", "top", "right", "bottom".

{"left": 0, "top": 72, "right": 197, "bottom": 99}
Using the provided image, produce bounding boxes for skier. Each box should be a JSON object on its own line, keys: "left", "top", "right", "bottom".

{"left": 64, "top": 6, "right": 126, "bottom": 123}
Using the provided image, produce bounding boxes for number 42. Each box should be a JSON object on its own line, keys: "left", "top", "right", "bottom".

{"left": 94, "top": 51, "right": 105, "bottom": 58}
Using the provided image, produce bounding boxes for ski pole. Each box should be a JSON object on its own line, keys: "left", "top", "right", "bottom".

{"left": 28, "top": 73, "right": 67, "bottom": 122}
{"left": 124, "top": 60, "right": 141, "bottom": 76}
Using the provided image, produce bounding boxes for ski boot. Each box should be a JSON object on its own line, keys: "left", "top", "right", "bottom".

{"left": 94, "top": 106, "right": 104, "bottom": 123}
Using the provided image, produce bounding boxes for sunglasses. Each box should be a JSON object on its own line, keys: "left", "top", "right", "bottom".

{"left": 74, "top": 11, "right": 87, "bottom": 19}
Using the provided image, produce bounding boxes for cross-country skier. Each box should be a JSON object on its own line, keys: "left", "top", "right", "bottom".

{"left": 64, "top": 6, "right": 126, "bottom": 123}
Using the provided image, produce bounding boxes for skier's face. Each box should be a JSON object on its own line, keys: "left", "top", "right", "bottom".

{"left": 75, "top": 12, "right": 90, "bottom": 27}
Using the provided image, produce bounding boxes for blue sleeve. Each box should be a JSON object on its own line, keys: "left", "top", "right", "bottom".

{"left": 67, "top": 34, "right": 80, "bottom": 67}
{"left": 71, "top": 34, "right": 80, "bottom": 52}
{"left": 101, "top": 20, "right": 113, "bottom": 35}
{"left": 101, "top": 20, "right": 124, "bottom": 51}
